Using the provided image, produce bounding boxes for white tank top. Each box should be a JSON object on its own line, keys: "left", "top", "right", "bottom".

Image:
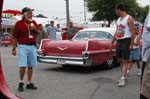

{"left": 116, "top": 15, "right": 131, "bottom": 40}
{"left": 133, "top": 35, "right": 140, "bottom": 49}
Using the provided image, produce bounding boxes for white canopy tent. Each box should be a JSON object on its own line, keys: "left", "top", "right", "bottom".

{"left": 8, "top": 15, "right": 59, "bottom": 26}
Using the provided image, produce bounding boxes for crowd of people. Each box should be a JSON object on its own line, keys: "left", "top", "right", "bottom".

{"left": 35, "top": 20, "right": 78, "bottom": 47}
{"left": 11, "top": 3, "right": 150, "bottom": 99}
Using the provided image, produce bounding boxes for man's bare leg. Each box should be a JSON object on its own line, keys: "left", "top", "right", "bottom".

{"left": 19, "top": 67, "right": 26, "bottom": 81}
{"left": 27, "top": 67, "right": 33, "bottom": 83}
{"left": 18, "top": 67, "right": 26, "bottom": 92}
{"left": 26, "top": 67, "right": 37, "bottom": 90}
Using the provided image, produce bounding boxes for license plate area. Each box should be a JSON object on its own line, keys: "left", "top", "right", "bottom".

{"left": 57, "top": 58, "right": 66, "bottom": 64}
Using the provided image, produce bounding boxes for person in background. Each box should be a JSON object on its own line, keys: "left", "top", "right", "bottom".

{"left": 110, "top": 3, "right": 135, "bottom": 87}
{"left": 12, "top": 7, "right": 40, "bottom": 92}
{"left": 127, "top": 22, "right": 141, "bottom": 76}
{"left": 36, "top": 24, "right": 47, "bottom": 48}
{"left": 56, "top": 24, "right": 62, "bottom": 40}
{"left": 46, "top": 21, "right": 59, "bottom": 40}
{"left": 67, "top": 21, "right": 78, "bottom": 40}
{"left": 57, "top": 24, "right": 62, "bottom": 32}
{"left": 141, "top": 8, "right": 150, "bottom": 81}
{"left": 140, "top": 9, "right": 150, "bottom": 99}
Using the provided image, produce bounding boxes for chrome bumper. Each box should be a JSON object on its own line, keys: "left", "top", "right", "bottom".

{"left": 37, "top": 52, "right": 91, "bottom": 66}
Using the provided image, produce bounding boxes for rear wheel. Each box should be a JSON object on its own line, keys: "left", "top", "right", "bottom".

{"left": 105, "top": 57, "right": 117, "bottom": 69}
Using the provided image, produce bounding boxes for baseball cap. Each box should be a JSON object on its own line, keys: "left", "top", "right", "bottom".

{"left": 134, "top": 22, "right": 142, "bottom": 29}
{"left": 22, "top": 7, "right": 34, "bottom": 14}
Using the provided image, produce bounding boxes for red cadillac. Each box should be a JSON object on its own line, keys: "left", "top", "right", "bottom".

{"left": 37, "top": 28, "right": 117, "bottom": 68}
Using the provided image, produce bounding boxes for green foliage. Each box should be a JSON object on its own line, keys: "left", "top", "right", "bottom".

{"left": 136, "top": 5, "right": 149, "bottom": 22}
{"left": 86, "top": 0, "right": 149, "bottom": 23}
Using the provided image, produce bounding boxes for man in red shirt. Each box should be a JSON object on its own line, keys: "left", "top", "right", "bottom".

{"left": 12, "top": 7, "right": 40, "bottom": 92}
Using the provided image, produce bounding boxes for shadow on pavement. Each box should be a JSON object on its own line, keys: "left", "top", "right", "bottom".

{"left": 40, "top": 65, "right": 116, "bottom": 74}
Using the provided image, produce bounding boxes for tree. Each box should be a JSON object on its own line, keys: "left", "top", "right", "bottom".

{"left": 86, "top": 0, "right": 147, "bottom": 26}
{"left": 137, "top": 5, "right": 149, "bottom": 23}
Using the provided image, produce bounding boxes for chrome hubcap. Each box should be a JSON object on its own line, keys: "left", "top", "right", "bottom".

{"left": 107, "top": 58, "right": 113, "bottom": 65}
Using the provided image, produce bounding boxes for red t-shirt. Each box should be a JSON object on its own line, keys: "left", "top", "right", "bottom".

{"left": 13, "top": 19, "right": 39, "bottom": 44}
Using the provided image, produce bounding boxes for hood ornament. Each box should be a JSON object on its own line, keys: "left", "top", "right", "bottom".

{"left": 57, "top": 47, "right": 68, "bottom": 51}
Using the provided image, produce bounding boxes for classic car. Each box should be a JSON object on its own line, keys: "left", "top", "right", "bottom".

{"left": 1, "top": 34, "right": 13, "bottom": 47}
{"left": 37, "top": 28, "right": 117, "bottom": 68}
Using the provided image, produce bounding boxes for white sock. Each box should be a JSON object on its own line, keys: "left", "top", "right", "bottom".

{"left": 27, "top": 81, "right": 31, "bottom": 84}
{"left": 138, "top": 69, "right": 141, "bottom": 73}
{"left": 139, "top": 69, "right": 141, "bottom": 72}
{"left": 121, "top": 76, "right": 125, "bottom": 80}
{"left": 127, "top": 70, "right": 130, "bottom": 74}
{"left": 19, "top": 80, "right": 24, "bottom": 83}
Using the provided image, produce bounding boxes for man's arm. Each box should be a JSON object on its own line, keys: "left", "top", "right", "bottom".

{"left": 128, "top": 16, "right": 135, "bottom": 49}
{"left": 136, "top": 35, "right": 141, "bottom": 46}
{"left": 111, "top": 33, "right": 117, "bottom": 44}
{"left": 71, "top": 27, "right": 78, "bottom": 38}
{"left": 12, "top": 38, "right": 17, "bottom": 50}
{"left": 31, "top": 20, "right": 40, "bottom": 35}
{"left": 109, "top": 32, "right": 116, "bottom": 51}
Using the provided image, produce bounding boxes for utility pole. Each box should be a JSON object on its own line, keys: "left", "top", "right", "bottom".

{"left": 65, "top": 0, "right": 70, "bottom": 26}
{"left": 83, "top": 0, "right": 86, "bottom": 23}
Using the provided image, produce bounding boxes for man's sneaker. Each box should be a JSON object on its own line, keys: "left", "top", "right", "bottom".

{"left": 18, "top": 82, "right": 24, "bottom": 92}
{"left": 136, "top": 69, "right": 141, "bottom": 76}
{"left": 118, "top": 78, "right": 126, "bottom": 87}
{"left": 26, "top": 83, "right": 37, "bottom": 90}
{"left": 137, "top": 72, "right": 141, "bottom": 76}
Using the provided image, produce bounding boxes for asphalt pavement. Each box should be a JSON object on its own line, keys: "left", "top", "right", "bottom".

{"left": 1, "top": 47, "right": 141, "bottom": 99}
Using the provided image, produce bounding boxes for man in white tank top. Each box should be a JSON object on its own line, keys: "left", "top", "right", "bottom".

{"left": 110, "top": 3, "right": 135, "bottom": 87}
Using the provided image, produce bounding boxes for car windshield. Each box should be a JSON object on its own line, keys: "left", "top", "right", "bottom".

{"left": 72, "top": 31, "right": 113, "bottom": 40}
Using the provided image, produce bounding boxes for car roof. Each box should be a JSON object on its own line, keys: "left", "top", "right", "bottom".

{"left": 79, "top": 27, "right": 116, "bottom": 35}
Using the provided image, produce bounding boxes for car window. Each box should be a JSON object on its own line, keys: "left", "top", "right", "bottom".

{"left": 74, "top": 32, "right": 89, "bottom": 40}
{"left": 98, "top": 31, "right": 113, "bottom": 40}
{"left": 73, "top": 31, "right": 113, "bottom": 40}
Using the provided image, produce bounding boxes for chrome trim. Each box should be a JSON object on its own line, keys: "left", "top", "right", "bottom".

{"left": 38, "top": 39, "right": 50, "bottom": 51}
{"left": 82, "top": 51, "right": 90, "bottom": 60}
{"left": 40, "top": 55, "right": 83, "bottom": 60}
{"left": 85, "top": 39, "right": 89, "bottom": 52}
{"left": 37, "top": 53, "right": 91, "bottom": 66}
{"left": 57, "top": 47, "right": 69, "bottom": 51}
{"left": 39, "top": 39, "right": 43, "bottom": 50}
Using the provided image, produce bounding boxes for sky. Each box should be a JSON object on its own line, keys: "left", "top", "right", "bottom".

{"left": 3, "top": 0, "right": 150, "bottom": 21}
{"left": 3, "top": 0, "right": 88, "bottom": 19}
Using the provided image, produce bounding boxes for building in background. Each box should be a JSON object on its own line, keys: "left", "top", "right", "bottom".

{"left": 1, "top": 10, "right": 55, "bottom": 35}
{"left": 2, "top": 10, "right": 21, "bottom": 18}
{"left": 1, "top": 10, "right": 22, "bottom": 35}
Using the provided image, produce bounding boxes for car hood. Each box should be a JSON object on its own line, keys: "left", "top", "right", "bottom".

{"left": 41, "top": 40, "right": 88, "bottom": 57}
